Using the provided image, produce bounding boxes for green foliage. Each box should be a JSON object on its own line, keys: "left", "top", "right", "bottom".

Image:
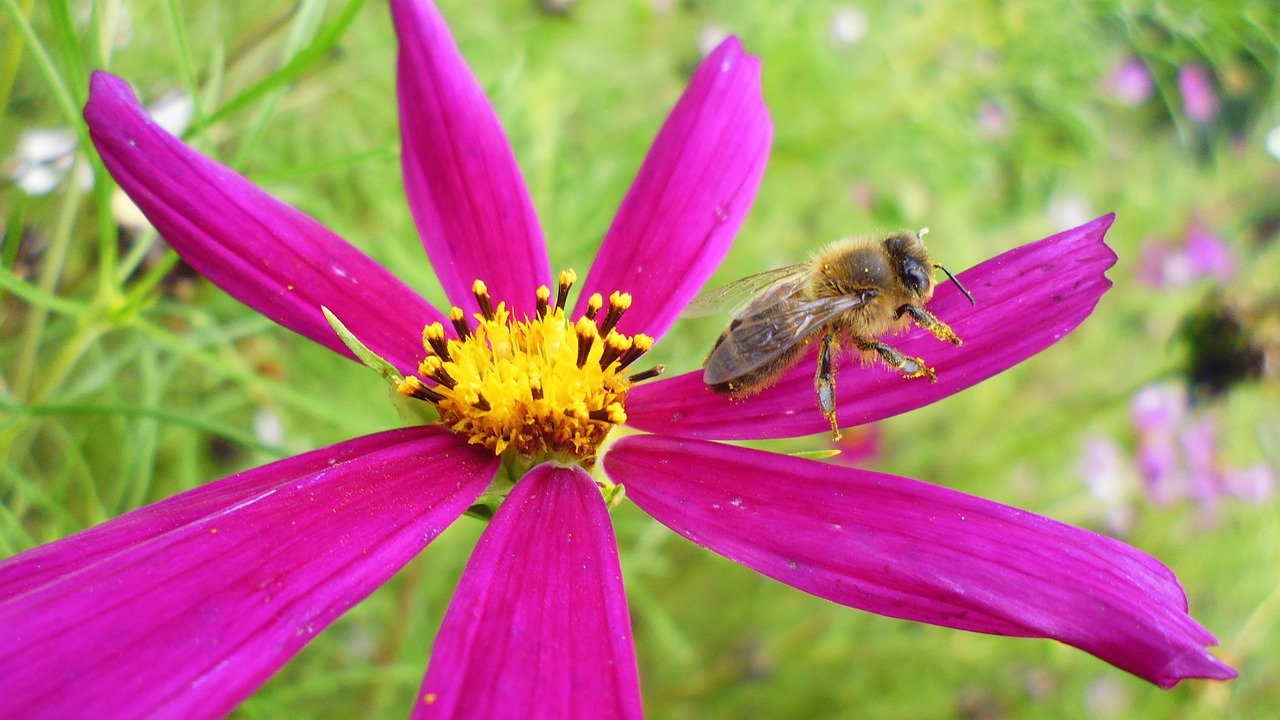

{"left": 3, "top": 0, "right": 1278, "bottom": 717}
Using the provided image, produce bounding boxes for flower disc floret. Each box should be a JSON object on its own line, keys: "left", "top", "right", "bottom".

{"left": 398, "top": 272, "right": 655, "bottom": 464}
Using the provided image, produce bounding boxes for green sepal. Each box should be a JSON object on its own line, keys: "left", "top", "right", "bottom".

{"left": 322, "top": 306, "right": 404, "bottom": 387}
{"left": 389, "top": 386, "right": 440, "bottom": 426}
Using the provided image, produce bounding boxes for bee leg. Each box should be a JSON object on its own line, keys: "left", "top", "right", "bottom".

{"left": 853, "top": 336, "right": 937, "bottom": 382}
{"left": 896, "top": 304, "right": 962, "bottom": 346}
{"left": 815, "top": 332, "right": 842, "bottom": 441}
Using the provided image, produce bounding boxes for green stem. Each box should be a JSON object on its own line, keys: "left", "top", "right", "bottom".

{"left": 11, "top": 156, "right": 88, "bottom": 401}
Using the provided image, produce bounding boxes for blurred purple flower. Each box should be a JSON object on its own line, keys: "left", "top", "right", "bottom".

{"left": 0, "top": 1, "right": 1235, "bottom": 717}
{"left": 1132, "top": 384, "right": 1188, "bottom": 504}
{"left": 1139, "top": 218, "right": 1234, "bottom": 289}
{"left": 1178, "top": 64, "right": 1219, "bottom": 123}
{"left": 1223, "top": 464, "right": 1276, "bottom": 503}
{"left": 1107, "top": 56, "right": 1154, "bottom": 105}
{"left": 1184, "top": 219, "right": 1235, "bottom": 280}
{"left": 1130, "top": 382, "right": 1274, "bottom": 511}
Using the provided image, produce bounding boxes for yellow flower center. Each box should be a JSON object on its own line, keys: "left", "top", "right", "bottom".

{"left": 396, "top": 270, "right": 660, "bottom": 466}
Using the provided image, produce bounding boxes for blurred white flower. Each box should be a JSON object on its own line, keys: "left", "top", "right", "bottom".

{"left": 6, "top": 90, "right": 193, "bottom": 198}
{"left": 253, "top": 407, "right": 287, "bottom": 448}
{"left": 1266, "top": 125, "right": 1280, "bottom": 162}
{"left": 1045, "top": 194, "right": 1093, "bottom": 230}
{"left": 830, "top": 6, "right": 869, "bottom": 49}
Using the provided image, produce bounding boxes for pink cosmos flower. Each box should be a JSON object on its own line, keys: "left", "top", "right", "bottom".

{"left": 0, "top": 1, "right": 1234, "bottom": 717}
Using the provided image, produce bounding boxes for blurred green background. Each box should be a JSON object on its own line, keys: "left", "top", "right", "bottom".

{"left": 3, "top": 0, "right": 1278, "bottom": 717}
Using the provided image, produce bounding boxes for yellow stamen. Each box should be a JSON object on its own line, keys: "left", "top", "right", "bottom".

{"left": 584, "top": 293, "right": 604, "bottom": 321}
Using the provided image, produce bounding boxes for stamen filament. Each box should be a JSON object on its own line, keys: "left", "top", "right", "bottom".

{"left": 599, "top": 291, "right": 632, "bottom": 336}
{"left": 574, "top": 317, "right": 597, "bottom": 369}
{"left": 556, "top": 269, "right": 577, "bottom": 312}
{"left": 584, "top": 293, "right": 603, "bottom": 321}
{"left": 626, "top": 365, "right": 665, "bottom": 383}
{"left": 473, "top": 280, "right": 496, "bottom": 320}
{"left": 617, "top": 334, "right": 653, "bottom": 369}
{"left": 450, "top": 307, "right": 472, "bottom": 339}
{"left": 424, "top": 323, "right": 451, "bottom": 361}
{"left": 535, "top": 286, "right": 551, "bottom": 318}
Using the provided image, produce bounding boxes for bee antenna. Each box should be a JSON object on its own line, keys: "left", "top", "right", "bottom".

{"left": 935, "top": 264, "right": 975, "bottom": 305}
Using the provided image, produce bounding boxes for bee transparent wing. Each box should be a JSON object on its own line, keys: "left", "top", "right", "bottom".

{"left": 679, "top": 264, "right": 810, "bottom": 319}
{"left": 703, "top": 287, "right": 874, "bottom": 386}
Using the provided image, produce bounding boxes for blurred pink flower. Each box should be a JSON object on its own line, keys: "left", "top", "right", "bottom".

{"left": 1130, "top": 383, "right": 1274, "bottom": 511}
{"left": 1107, "top": 56, "right": 1154, "bottom": 105}
{"left": 1178, "top": 64, "right": 1219, "bottom": 123}
{"left": 1139, "top": 218, "right": 1234, "bottom": 288}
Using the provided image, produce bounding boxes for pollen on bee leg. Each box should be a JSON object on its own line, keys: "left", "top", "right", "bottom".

{"left": 856, "top": 337, "right": 938, "bottom": 382}
{"left": 816, "top": 332, "right": 842, "bottom": 441}
{"left": 898, "top": 303, "right": 963, "bottom": 346}
{"left": 898, "top": 356, "right": 938, "bottom": 382}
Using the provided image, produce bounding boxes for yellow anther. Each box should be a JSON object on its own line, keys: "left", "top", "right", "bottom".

{"left": 608, "top": 291, "right": 632, "bottom": 311}
{"left": 585, "top": 293, "right": 604, "bottom": 320}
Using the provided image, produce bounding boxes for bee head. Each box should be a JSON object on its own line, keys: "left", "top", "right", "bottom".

{"left": 884, "top": 232, "right": 935, "bottom": 300}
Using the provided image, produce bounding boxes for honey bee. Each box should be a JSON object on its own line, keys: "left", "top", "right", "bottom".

{"left": 683, "top": 230, "right": 974, "bottom": 440}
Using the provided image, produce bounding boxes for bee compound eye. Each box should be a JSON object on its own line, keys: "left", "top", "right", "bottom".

{"left": 901, "top": 257, "right": 932, "bottom": 295}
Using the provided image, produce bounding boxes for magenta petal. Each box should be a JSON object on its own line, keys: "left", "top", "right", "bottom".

{"left": 413, "top": 464, "right": 641, "bottom": 719}
{"left": 393, "top": 0, "right": 551, "bottom": 316}
{"left": 606, "top": 434, "right": 1236, "bottom": 688}
{"left": 0, "top": 427, "right": 498, "bottom": 719}
{"left": 84, "top": 72, "right": 443, "bottom": 376}
{"left": 575, "top": 37, "right": 772, "bottom": 341}
{"left": 627, "top": 214, "right": 1118, "bottom": 439}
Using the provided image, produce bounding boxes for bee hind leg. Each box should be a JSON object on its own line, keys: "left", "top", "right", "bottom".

{"left": 815, "top": 332, "right": 842, "bottom": 441}
{"left": 896, "top": 304, "right": 962, "bottom": 346}
{"left": 852, "top": 336, "right": 937, "bottom": 382}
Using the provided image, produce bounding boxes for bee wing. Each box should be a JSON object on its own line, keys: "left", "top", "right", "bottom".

{"left": 679, "top": 264, "right": 810, "bottom": 319}
{"left": 704, "top": 287, "right": 874, "bottom": 385}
